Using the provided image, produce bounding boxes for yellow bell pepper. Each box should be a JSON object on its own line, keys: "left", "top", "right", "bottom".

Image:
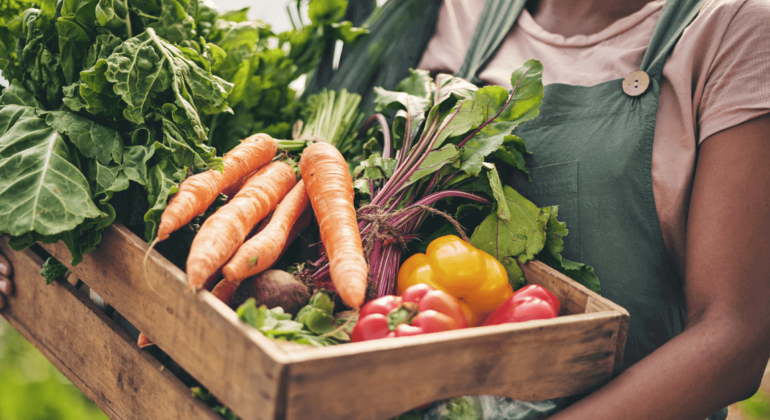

{"left": 397, "top": 235, "right": 514, "bottom": 326}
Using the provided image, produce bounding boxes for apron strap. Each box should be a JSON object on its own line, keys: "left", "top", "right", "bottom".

{"left": 455, "top": 0, "right": 528, "bottom": 84}
{"left": 640, "top": 0, "right": 706, "bottom": 77}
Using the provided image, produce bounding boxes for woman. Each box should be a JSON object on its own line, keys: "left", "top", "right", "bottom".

{"left": 321, "top": 0, "right": 770, "bottom": 418}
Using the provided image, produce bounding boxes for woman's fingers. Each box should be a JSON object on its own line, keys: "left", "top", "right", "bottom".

{"left": 0, "top": 252, "right": 11, "bottom": 277}
{"left": 0, "top": 276, "right": 12, "bottom": 296}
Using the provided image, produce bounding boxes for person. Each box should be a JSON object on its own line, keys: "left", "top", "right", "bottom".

{"left": 320, "top": 0, "right": 770, "bottom": 418}
{"left": 0, "top": 251, "right": 11, "bottom": 312}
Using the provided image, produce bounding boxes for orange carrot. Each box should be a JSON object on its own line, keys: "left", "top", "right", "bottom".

{"left": 157, "top": 133, "right": 277, "bottom": 241}
{"left": 186, "top": 162, "right": 296, "bottom": 290}
{"left": 211, "top": 280, "right": 239, "bottom": 306}
{"left": 137, "top": 333, "right": 153, "bottom": 349}
{"left": 299, "top": 142, "right": 368, "bottom": 309}
{"left": 223, "top": 181, "right": 311, "bottom": 283}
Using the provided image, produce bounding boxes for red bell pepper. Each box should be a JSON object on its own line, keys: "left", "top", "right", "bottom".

{"left": 483, "top": 284, "right": 561, "bottom": 326}
{"left": 351, "top": 284, "right": 467, "bottom": 342}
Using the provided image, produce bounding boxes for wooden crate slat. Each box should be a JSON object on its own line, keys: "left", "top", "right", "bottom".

{"left": 0, "top": 239, "right": 221, "bottom": 420}
{"left": 282, "top": 311, "right": 620, "bottom": 420}
{"left": 38, "top": 225, "right": 287, "bottom": 420}
{"left": 522, "top": 260, "right": 630, "bottom": 373}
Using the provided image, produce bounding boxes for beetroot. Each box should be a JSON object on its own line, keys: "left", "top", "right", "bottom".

{"left": 231, "top": 270, "right": 310, "bottom": 315}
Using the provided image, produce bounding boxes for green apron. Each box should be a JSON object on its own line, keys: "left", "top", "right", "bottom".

{"left": 456, "top": 0, "right": 727, "bottom": 418}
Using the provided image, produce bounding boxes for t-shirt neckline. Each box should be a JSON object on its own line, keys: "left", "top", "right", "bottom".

{"left": 516, "top": 0, "right": 665, "bottom": 47}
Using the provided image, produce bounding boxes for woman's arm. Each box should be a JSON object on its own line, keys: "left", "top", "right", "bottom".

{"left": 549, "top": 114, "right": 770, "bottom": 420}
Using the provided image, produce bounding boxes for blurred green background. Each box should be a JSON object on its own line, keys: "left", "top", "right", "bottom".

{"left": 0, "top": 319, "right": 108, "bottom": 420}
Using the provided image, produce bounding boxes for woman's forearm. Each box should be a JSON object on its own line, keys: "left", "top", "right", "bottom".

{"left": 549, "top": 311, "right": 769, "bottom": 420}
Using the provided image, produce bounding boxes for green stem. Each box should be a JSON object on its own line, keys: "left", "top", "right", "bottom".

{"left": 124, "top": 0, "right": 132, "bottom": 38}
{"left": 207, "top": 113, "right": 220, "bottom": 147}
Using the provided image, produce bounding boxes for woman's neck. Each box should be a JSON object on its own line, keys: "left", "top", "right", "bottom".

{"left": 527, "top": 0, "right": 653, "bottom": 37}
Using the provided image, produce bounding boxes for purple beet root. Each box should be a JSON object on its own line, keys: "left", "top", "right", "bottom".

{"left": 231, "top": 270, "right": 310, "bottom": 315}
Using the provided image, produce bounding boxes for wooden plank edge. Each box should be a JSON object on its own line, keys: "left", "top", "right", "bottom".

{"left": 524, "top": 260, "right": 629, "bottom": 317}
{"left": 1, "top": 246, "right": 222, "bottom": 420}
{"left": 282, "top": 310, "right": 621, "bottom": 362}
{"left": 39, "top": 225, "right": 289, "bottom": 420}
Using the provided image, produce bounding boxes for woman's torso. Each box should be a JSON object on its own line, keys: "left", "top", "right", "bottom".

{"left": 418, "top": 0, "right": 770, "bottom": 280}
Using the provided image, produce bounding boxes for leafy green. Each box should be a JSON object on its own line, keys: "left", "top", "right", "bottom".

{"left": 237, "top": 291, "right": 356, "bottom": 347}
{"left": 470, "top": 186, "right": 547, "bottom": 283}
{"left": 0, "top": 106, "right": 105, "bottom": 236}
{"left": 40, "top": 257, "right": 69, "bottom": 285}
{"left": 537, "top": 206, "right": 600, "bottom": 293}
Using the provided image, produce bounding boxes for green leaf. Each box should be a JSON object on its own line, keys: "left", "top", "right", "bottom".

{"left": 57, "top": 17, "right": 92, "bottom": 85}
{"left": 143, "top": 158, "right": 183, "bottom": 240}
{"left": 470, "top": 185, "right": 547, "bottom": 267}
{"left": 353, "top": 153, "right": 397, "bottom": 181}
{"left": 0, "top": 108, "right": 104, "bottom": 237}
{"left": 395, "top": 68, "right": 432, "bottom": 100}
{"left": 104, "top": 29, "right": 232, "bottom": 140}
{"left": 492, "top": 135, "right": 531, "bottom": 182}
{"left": 0, "top": 80, "right": 43, "bottom": 108}
{"left": 147, "top": 0, "right": 196, "bottom": 44}
{"left": 308, "top": 0, "right": 348, "bottom": 25}
{"left": 403, "top": 144, "right": 459, "bottom": 188}
{"left": 373, "top": 87, "right": 431, "bottom": 117}
{"left": 44, "top": 111, "right": 123, "bottom": 165}
{"left": 433, "top": 73, "right": 477, "bottom": 106}
{"left": 330, "top": 20, "right": 368, "bottom": 44}
{"left": 536, "top": 205, "right": 600, "bottom": 293}
{"left": 40, "top": 257, "right": 69, "bottom": 285}
{"left": 482, "top": 162, "right": 510, "bottom": 222}
{"left": 219, "top": 7, "right": 249, "bottom": 22}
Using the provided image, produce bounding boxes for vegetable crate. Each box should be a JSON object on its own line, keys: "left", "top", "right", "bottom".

{"left": 1, "top": 224, "right": 629, "bottom": 420}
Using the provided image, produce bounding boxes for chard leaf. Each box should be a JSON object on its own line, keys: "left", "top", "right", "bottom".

{"left": 373, "top": 87, "right": 431, "bottom": 118}
{"left": 0, "top": 108, "right": 104, "bottom": 236}
{"left": 537, "top": 205, "right": 600, "bottom": 293}
{"left": 57, "top": 17, "right": 91, "bottom": 84}
{"left": 482, "top": 162, "right": 510, "bottom": 222}
{"left": 308, "top": 0, "right": 348, "bottom": 24}
{"left": 40, "top": 257, "right": 69, "bottom": 285}
{"left": 329, "top": 21, "right": 367, "bottom": 44}
{"left": 434, "top": 73, "right": 477, "bottom": 106}
{"left": 353, "top": 153, "right": 396, "bottom": 181}
{"left": 80, "top": 56, "right": 123, "bottom": 118}
{"left": 470, "top": 185, "right": 547, "bottom": 269}
{"left": 94, "top": 0, "right": 128, "bottom": 30}
{"left": 104, "top": 29, "right": 232, "bottom": 140}
{"left": 0, "top": 80, "right": 42, "bottom": 108}
{"left": 143, "top": 158, "right": 185, "bottom": 240}
{"left": 147, "top": 0, "right": 196, "bottom": 44}
{"left": 44, "top": 110, "right": 123, "bottom": 165}
{"left": 395, "top": 68, "right": 432, "bottom": 100}
{"left": 492, "top": 134, "right": 531, "bottom": 181}
{"left": 89, "top": 159, "right": 128, "bottom": 199}
{"left": 403, "top": 144, "right": 459, "bottom": 188}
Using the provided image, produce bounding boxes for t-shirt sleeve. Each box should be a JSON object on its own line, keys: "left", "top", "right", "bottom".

{"left": 697, "top": 0, "right": 770, "bottom": 143}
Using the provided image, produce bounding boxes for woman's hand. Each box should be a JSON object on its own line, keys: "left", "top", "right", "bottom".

{"left": 0, "top": 250, "right": 13, "bottom": 311}
{"left": 549, "top": 114, "right": 770, "bottom": 420}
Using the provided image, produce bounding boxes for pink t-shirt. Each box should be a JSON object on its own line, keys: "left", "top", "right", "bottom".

{"left": 419, "top": 0, "right": 770, "bottom": 277}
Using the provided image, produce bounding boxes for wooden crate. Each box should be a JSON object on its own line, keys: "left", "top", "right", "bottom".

{"left": 1, "top": 224, "right": 629, "bottom": 420}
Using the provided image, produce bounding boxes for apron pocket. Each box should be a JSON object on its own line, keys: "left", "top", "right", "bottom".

{"left": 511, "top": 160, "right": 580, "bottom": 261}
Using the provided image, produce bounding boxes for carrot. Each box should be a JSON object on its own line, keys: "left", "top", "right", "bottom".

{"left": 223, "top": 181, "right": 311, "bottom": 283}
{"left": 186, "top": 162, "right": 296, "bottom": 290}
{"left": 156, "top": 133, "right": 277, "bottom": 241}
{"left": 211, "top": 279, "right": 239, "bottom": 306}
{"left": 299, "top": 142, "right": 368, "bottom": 309}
